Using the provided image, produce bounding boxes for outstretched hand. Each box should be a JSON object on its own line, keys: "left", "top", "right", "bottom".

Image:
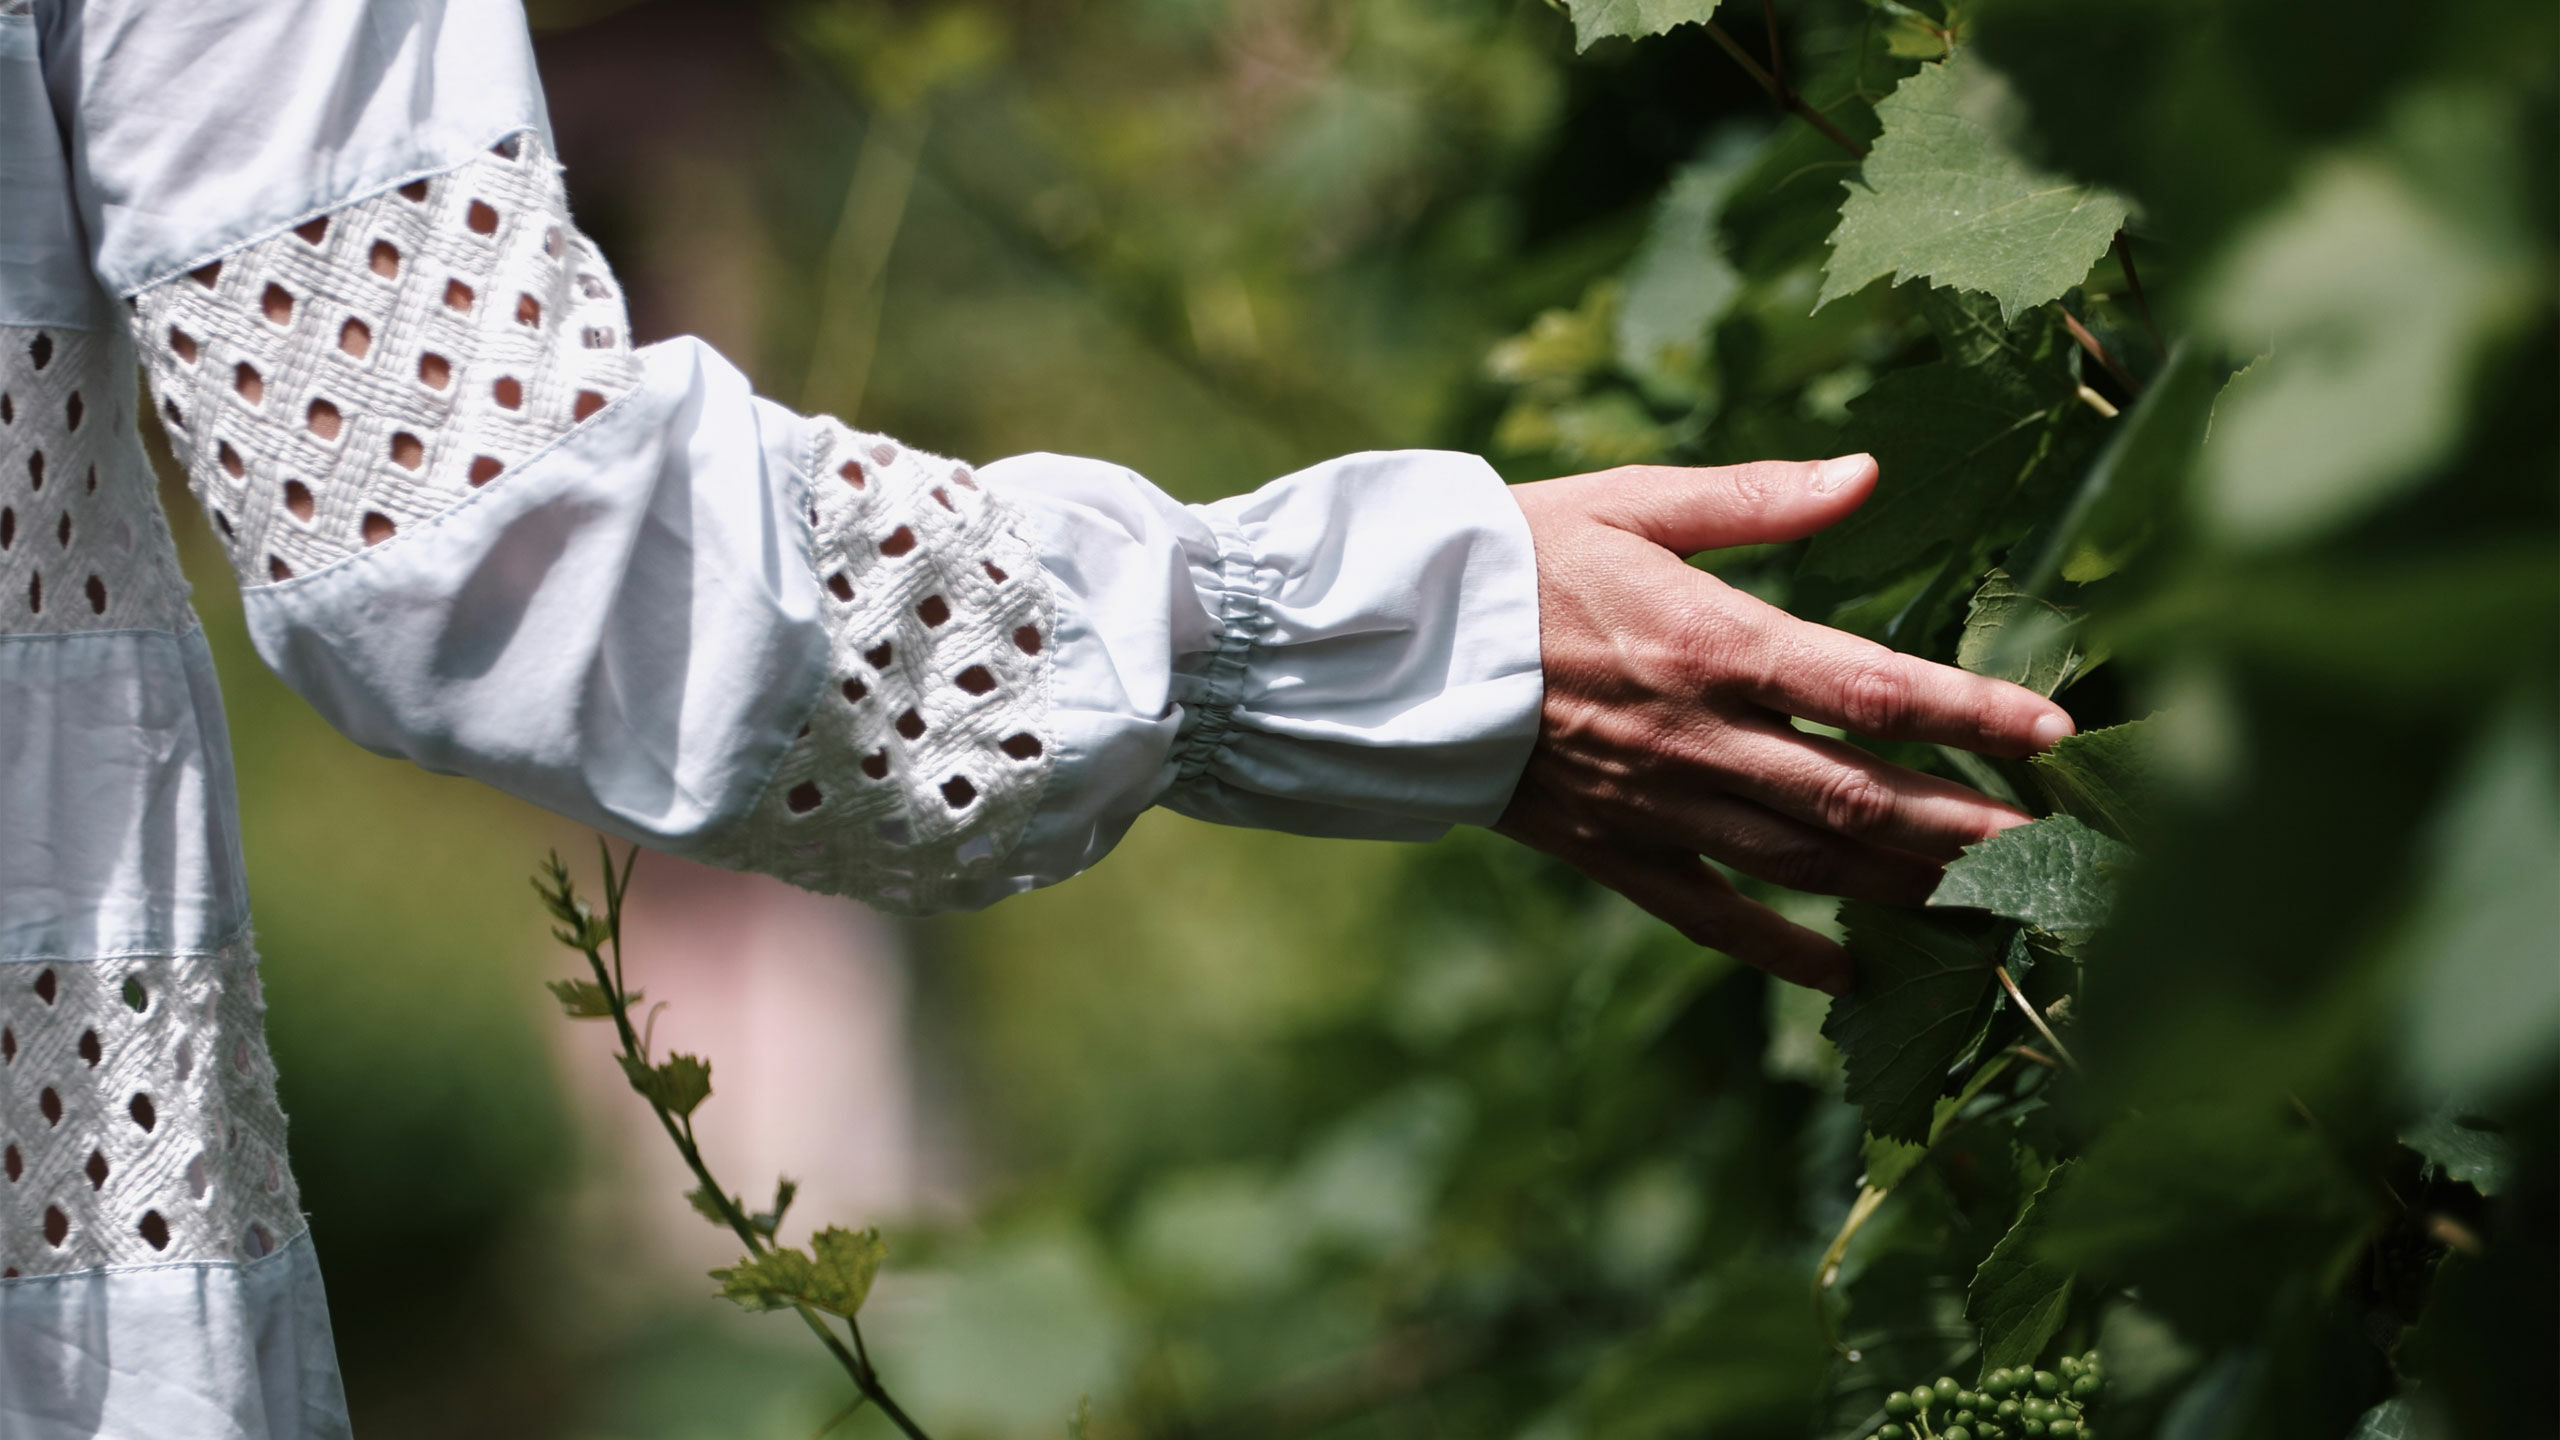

{"left": 1499, "top": 456, "right": 2074, "bottom": 997}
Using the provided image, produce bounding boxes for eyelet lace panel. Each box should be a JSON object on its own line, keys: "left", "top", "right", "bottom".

{"left": 696, "top": 420, "right": 1056, "bottom": 914}
{"left": 0, "top": 327, "right": 195, "bottom": 636}
{"left": 0, "top": 944, "right": 304, "bottom": 1277}
{"left": 132, "top": 130, "right": 642, "bottom": 587}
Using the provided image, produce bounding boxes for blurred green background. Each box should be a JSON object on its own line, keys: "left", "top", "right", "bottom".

{"left": 167, "top": 1, "right": 2553, "bottom": 1437}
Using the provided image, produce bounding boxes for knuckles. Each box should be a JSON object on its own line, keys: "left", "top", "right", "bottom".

{"left": 1814, "top": 768, "right": 1897, "bottom": 838}
{"left": 1835, "top": 660, "right": 1917, "bottom": 738}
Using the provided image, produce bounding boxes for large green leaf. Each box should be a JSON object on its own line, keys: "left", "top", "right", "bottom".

{"left": 1799, "top": 350, "right": 2072, "bottom": 588}
{"left": 2196, "top": 90, "right": 2542, "bottom": 545}
{"left": 1558, "top": 0, "right": 1721, "bottom": 52}
{"left": 1821, "top": 905, "right": 2008, "bottom": 1143}
{"left": 1957, "top": 569, "right": 2085, "bottom": 696}
{"left": 2027, "top": 720, "right": 2158, "bottom": 844}
{"left": 1931, "top": 814, "right": 2134, "bottom": 944}
{"left": 2042, "top": 1102, "right": 2375, "bottom": 1343}
{"left": 1969, "top": 1161, "right": 2077, "bottom": 1371}
{"left": 1819, "top": 51, "right": 2130, "bottom": 321}
{"left": 2394, "top": 702, "right": 2560, "bottom": 1102}
{"left": 1614, "top": 129, "right": 1761, "bottom": 403}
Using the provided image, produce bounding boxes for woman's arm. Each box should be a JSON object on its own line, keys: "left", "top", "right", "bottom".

{"left": 51, "top": 0, "right": 1544, "bottom": 913}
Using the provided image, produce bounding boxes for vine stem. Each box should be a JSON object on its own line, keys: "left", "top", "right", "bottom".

{"left": 1703, "top": 21, "right": 1870, "bottom": 159}
{"left": 1995, "top": 965, "right": 2081, "bottom": 1073}
{"left": 2061, "top": 308, "right": 2142, "bottom": 398}
{"left": 581, "top": 844, "right": 934, "bottom": 1440}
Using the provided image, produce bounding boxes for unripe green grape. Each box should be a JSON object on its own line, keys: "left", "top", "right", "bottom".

{"left": 1962, "top": 1391, "right": 1986, "bottom": 1411}
{"left": 1887, "top": 1392, "right": 1916, "bottom": 1419}
{"left": 2021, "top": 1420, "right": 2047, "bottom": 1438}
{"left": 1914, "top": 1389, "right": 1936, "bottom": 1413}
{"left": 1998, "top": 1399, "right": 2023, "bottom": 1420}
{"left": 1955, "top": 1409, "right": 1979, "bottom": 1427}
{"left": 2049, "top": 1422, "right": 2078, "bottom": 1438}
{"left": 2033, "top": 1371, "right": 2061, "bottom": 1397}
{"left": 1983, "top": 1368, "right": 2009, "bottom": 1395}
{"left": 2070, "top": 1375, "right": 2099, "bottom": 1401}
{"left": 1879, "top": 1427, "right": 1905, "bottom": 1440}
{"left": 1936, "top": 1378, "right": 1963, "bottom": 1403}
{"left": 2058, "top": 1356, "right": 2081, "bottom": 1379}
{"left": 2081, "top": 1351, "right": 2101, "bottom": 1370}
{"left": 1944, "top": 1428, "right": 1973, "bottom": 1440}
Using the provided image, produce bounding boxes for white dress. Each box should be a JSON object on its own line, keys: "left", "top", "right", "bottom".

{"left": 0, "top": 2, "right": 1542, "bottom": 1434}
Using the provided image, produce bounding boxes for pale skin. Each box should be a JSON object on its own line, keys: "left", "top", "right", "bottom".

{"left": 1500, "top": 454, "right": 2076, "bottom": 998}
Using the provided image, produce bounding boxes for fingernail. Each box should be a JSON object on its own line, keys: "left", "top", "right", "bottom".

{"left": 1813, "top": 454, "right": 1873, "bottom": 493}
{"left": 2031, "top": 711, "right": 2075, "bottom": 751}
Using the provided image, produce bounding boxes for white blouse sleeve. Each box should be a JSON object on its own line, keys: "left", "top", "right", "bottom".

{"left": 52, "top": 0, "right": 1543, "bottom": 914}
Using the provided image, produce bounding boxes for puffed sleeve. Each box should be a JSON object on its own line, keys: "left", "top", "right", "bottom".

{"left": 46, "top": 0, "right": 1544, "bottom": 912}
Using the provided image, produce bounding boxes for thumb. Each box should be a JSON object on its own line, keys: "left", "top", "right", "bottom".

{"left": 1585, "top": 454, "right": 1877, "bottom": 556}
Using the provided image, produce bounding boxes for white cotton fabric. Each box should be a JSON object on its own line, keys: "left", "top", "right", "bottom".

{"left": 985, "top": 450, "right": 1543, "bottom": 898}
{"left": 0, "top": 1229, "right": 347, "bottom": 1440}
{"left": 39, "top": 0, "right": 549, "bottom": 297}
{"left": 2, "top": 0, "right": 1546, "bottom": 1432}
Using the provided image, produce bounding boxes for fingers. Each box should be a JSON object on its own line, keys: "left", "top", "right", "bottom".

{"left": 1607, "top": 788, "right": 1947, "bottom": 906}
{"left": 1714, "top": 723, "right": 2032, "bottom": 861}
{"left": 1576, "top": 843, "right": 1854, "bottom": 996}
{"left": 1561, "top": 455, "right": 1880, "bottom": 556}
{"left": 1721, "top": 588, "right": 2076, "bottom": 756}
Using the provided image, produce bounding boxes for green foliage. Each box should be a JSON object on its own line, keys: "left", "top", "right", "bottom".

{"left": 714, "top": 1227, "right": 889, "bottom": 1320}
{"left": 619, "top": 1052, "right": 714, "bottom": 1120}
{"left": 1822, "top": 904, "right": 2005, "bottom": 1142}
{"left": 1930, "top": 816, "right": 2132, "bottom": 945}
{"left": 790, "top": 0, "right": 2557, "bottom": 1432}
{"left": 1967, "top": 1164, "right": 2077, "bottom": 1371}
{"left": 2024, "top": 722, "right": 2156, "bottom": 845}
{"left": 1558, "top": 0, "right": 1725, "bottom": 52}
{"left": 1818, "top": 52, "right": 2131, "bottom": 321}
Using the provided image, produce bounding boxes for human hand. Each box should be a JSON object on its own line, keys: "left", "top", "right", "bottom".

{"left": 1497, "top": 456, "right": 2074, "bottom": 996}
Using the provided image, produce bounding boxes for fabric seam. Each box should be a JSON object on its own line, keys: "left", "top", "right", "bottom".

{"left": 119, "top": 124, "right": 548, "bottom": 299}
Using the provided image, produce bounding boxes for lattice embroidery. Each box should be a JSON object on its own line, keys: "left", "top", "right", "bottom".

{"left": 0, "top": 327, "right": 195, "bottom": 636}
{"left": 698, "top": 421, "right": 1056, "bottom": 914}
{"left": 129, "top": 132, "right": 1059, "bottom": 906}
{"left": 0, "top": 945, "right": 305, "bottom": 1277}
{"left": 134, "top": 131, "right": 642, "bottom": 586}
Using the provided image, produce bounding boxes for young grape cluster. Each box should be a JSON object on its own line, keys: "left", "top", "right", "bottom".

{"left": 1864, "top": 1352, "right": 2105, "bottom": 1440}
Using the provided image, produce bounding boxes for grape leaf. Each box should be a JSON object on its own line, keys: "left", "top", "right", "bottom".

{"left": 1930, "top": 814, "right": 2134, "bottom": 943}
{"left": 2041, "top": 1102, "right": 2375, "bottom": 1344}
{"left": 1557, "top": 0, "right": 1722, "bottom": 52}
{"left": 1821, "top": 905, "right": 2008, "bottom": 1143}
{"left": 1797, "top": 352, "right": 2072, "bottom": 588}
{"left": 2195, "top": 96, "right": 2540, "bottom": 545}
{"left": 711, "top": 1225, "right": 887, "bottom": 1318}
{"left": 1615, "top": 129, "right": 1761, "bottom": 403}
{"left": 620, "top": 1052, "right": 713, "bottom": 1119}
{"left": 2394, "top": 702, "right": 2560, "bottom": 1103}
{"left": 1957, "top": 569, "right": 2084, "bottom": 696}
{"left": 1819, "top": 51, "right": 2131, "bottom": 320}
{"left": 2028, "top": 720, "right": 2158, "bottom": 844}
{"left": 545, "top": 978, "right": 623, "bottom": 1020}
{"left": 2400, "top": 1108, "right": 2511, "bottom": 1197}
{"left": 1969, "top": 1160, "right": 2077, "bottom": 1370}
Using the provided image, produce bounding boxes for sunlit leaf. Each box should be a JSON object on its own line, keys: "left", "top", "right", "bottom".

{"left": 1558, "top": 0, "right": 1724, "bottom": 52}
{"left": 1931, "top": 814, "right": 2134, "bottom": 944}
{"left": 1819, "top": 51, "right": 2130, "bottom": 321}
